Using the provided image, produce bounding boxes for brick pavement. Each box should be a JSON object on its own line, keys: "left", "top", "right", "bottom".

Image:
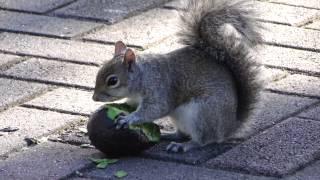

{"left": 0, "top": 0, "right": 319, "bottom": 179}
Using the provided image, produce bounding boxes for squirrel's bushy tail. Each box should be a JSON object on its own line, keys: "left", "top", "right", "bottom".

{"left": 178, "top": 0, "right": 263, "bottom": 121}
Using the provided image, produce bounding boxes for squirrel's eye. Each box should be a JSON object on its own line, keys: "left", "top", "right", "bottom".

{"left": 106, "top": 75, "right": 119, "bottom": 88}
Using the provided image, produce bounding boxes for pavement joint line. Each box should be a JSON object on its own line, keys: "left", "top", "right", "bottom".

{"left": 296, "top": 116, "right": 320, "bottom": 122}
{"left": 44, "top": 0, "right": 79, "bottom": 14}
{"left": 256, "top": 18, "right": 291, "bottom": 26}
{"left": 0, "top": 56, "right": 29, "bottom": 72}
{"left": 80, "top": 38, "right": 144, "bottom": 50}
{"left": 0, "top": 6, "right": 109, "bottom": 25}
{"left": 20, "top": 104, "right": 90, "bottom": 117}
{"left": 0, "top": 117, "right": 86, "bottom": 160}
{"left": 0, "top": 28, "right": 72, "bottom": 40}
{"left": 0, "top": 74, "right": 94, "bottom": 91}
{"left": 265, "top": 89, "right": 320, "bottom": 100}
{"left": 264, "top": 42, "right": 320, "bottom": 53}
{"left": 203, "top": 101, "right": 320, "bottom": 178}
{"left": 249, "top": 99, "right": 320, "bottom": 139}
{"left": 0, "top": 49, "right": 101, "bottom": 67}
{"left": 71, "top": 24, "right": 106, "bottom": 40}
{"left": 0, "top": 81, "right": 54, "bottom": 113}
{"left": 0, "top": 7, "right": 43, "bottom": 15}
{"left": 266, "top": 1, "right": 320, "bottom": 11}
{"left": 263, "top": 65, "right": 320, "bottom": 77}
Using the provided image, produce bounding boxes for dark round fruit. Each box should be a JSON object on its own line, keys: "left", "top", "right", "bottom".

{"left": 87, "top": 106, "right": 158, "bottom": 158}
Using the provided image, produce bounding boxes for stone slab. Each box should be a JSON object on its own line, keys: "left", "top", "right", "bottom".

{"left": 247, "top": 92, "right": 317, "bottom": 134}
{"left": 286, "top": 160, "right": 320, "bottom": 180}
{"left": 83, "top": 8, "right": 179, "bottom": 49}
{"left": 53, "top": 0, "right": 170, "bottom": 24}
{"left": 0, "top": 142, "right": 100, "bottom": 179}
{"left": 269, "top": 0, "right": 320, "bottom": 9}
{"left": 298, "top": 104, "right": 320, "bottom": 121}
{"left": 267, "top": 74, "right": 320, "bottom": 98}
{"left": 0, "top": 107, "right": 82, "bottom": 156}
{"left": 0, "top": 0, "right": 74, "bottom": 13}
{"left": 0, "top": 32, "right": 113, "bottom": 64}
{"left": 254, "top": 1, "right": 319, "bottom": 26}
{"left": 84, "top": 157, "right": 273, "bottom": 180}
{"left": 0, "top": 53, "right": 22, "bottom": 71}
{"left": 206, "top": 118, "right": 320, "bottom": 177}
{"left": 0, "top": 78, "right": 50, "bottom": 111}
{"left": 261, "top": 22, "right": 320, "bottom": 51}
{"left": 2, "top": 58, "right": 99, "bottom": 88}
{"left": 259, "top": 46, "right": 320, "bottom": 74}
{"left": 0, "top": 10, "right": 101, "bottom": 38}
{"left": 142, "top": 142, "right": 234, "bottom": 165}
{"left": 142, "top": 35, "right": 185, "bottom": 54}
{"left": 25, "top": 87, "right": 103, "bottom": 115}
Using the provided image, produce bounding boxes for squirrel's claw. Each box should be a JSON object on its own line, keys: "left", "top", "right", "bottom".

{"left": 166, "top": 142, "right": 186, "bottom": 153}
{"left": 115, "top": 116, "right": 130, "bottom": 129}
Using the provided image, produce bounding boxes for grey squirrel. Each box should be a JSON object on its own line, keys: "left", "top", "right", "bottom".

{"left": 92, "top": 0, "right": 263, "bottom": 153}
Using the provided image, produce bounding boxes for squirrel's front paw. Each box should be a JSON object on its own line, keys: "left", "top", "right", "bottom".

{"left": 115, "top": 115, "right": 139, "bottom": 129}
{"left": 166, "top": 141, "right": 200, "bottom": 153}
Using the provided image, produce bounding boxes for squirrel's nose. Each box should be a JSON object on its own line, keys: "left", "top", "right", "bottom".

{"left": 92, "top": 93, "right": 99, "bottom": 101}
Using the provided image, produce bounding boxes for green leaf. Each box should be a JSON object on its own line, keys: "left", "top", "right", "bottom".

{"left": 114, "top": 170, "right": 128, "bottom": 178}
{"left": 89, "top": 157, "right": 105, "bottom": 164}
{"left": 90, "top": 158, "right": 119, "bottom": 169}
{"left": 130, "top": 123, "right": 160, "bottom": 143}
{"left": 96, "top": 161, "right": 109, "bottom": 169}
{"left": 106, "top": 106, "right": 125, "bottom": 120}
{"left": 105, "top": 159, "right": 118, "bottom": 164}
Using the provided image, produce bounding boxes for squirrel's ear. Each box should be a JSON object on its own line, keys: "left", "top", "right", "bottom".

{"left": 124, "top": 49, "right": 136, "bottom": 64}
{"left": 123, "top": 49, "right": 136, "bottom": 71}
{"left": 114, "top": 41, "right": 127, "bottom": 56}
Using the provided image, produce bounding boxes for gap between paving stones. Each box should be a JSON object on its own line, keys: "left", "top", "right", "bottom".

{"left": 43, "top": 0, "right": 79, "bottom": 14}
{"left": 0, "top": 74, "right": 93, "bottom": 91}
{"left": 266, "top": 1, "right": 320, "bottom": 11}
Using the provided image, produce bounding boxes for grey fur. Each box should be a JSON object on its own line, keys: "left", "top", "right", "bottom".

{"left": 93, "top": 0, "right": 263, "bottom": 152}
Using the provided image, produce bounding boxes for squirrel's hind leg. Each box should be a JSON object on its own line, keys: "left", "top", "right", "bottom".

{"left": 167, "top": 96, "right": 238, "bottom": 153}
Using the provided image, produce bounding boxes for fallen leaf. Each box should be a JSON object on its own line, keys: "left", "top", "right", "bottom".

{"left": 115, "top": 170, "right": 128, "bottom": 178}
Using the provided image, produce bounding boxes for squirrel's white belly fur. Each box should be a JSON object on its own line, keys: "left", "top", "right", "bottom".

{"left": 170, "top": 101, "right": 200, "bottom": 140}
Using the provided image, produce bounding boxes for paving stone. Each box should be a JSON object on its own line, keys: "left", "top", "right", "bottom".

{"left": 0, "top": 107, "right": 82, "bottom": 156}
{"left": 0, "top": 32, "right": 113, "bottom": 64}
{"left": 83, "top": 8, "right": 179, "bottom": 49}
{"left": 0, "top": 10, "right": 101, "bottom": 38}
{"left": 305, "top": 20, "right": 320, "bottom": 30}
{"left": 254, "top": 1, "right": 319, "bottom": 26}
{"left": 261, "top": 67, "right": 289, "bottom": 84}
{"left": 0, "top": 142, "right": 100, "bottom": 179}
{"left": 268, "top": 74, "right": 320, "bottom": 97}
{"left": 0, "top": 0, "right": 74, "bottom": 13}
{"left": 2, "top": 58, "right": 99, "bottom": 88}
{"left": 261, "top": 23, "right": 320, "bottom": 51}
{"left": 269, "top": 0, "right": 320, "bottom": 9}
{"left": 53, "top": 0, "right": 170, "bottom": 24}
{"left": 260, "top": 46, "right": 320, "bottom": 74}
{"left": 206, "top": 118, "right": 320, "bottom": 177}
{"left": 142, "top": 35, "right": 185, "bottom": 54}
{"left": 84, "top": 157, "right": 273, "bottom": 180}
{"left": 142, "top": 142, "right": 234, "bottom": 165}
{"left": 298, "top": 104, "right": 320, "bottom": 121}
{"left": 248, "top": 92, "right": 317, "bottom": 134}
{"left": 25, "top": 87, "right": 103, "bottom": 115}
{"left": 0, "top": 53, "right": 22, "bottom": 71}
{"left": 286, "top": 160, "right": 320, "bottom": 180}
{"left": 0, "top": 78, "right": 50, "bottom": 111}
